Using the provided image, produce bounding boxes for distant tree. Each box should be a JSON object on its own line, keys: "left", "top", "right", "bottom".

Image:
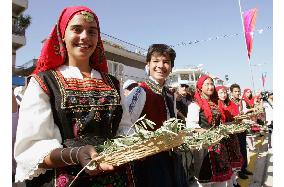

{"left": 18, "top": 14, "right": 31, "bottom": 29}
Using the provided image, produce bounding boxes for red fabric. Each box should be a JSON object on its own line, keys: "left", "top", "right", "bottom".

{"left": 242, "top": 88, "right": 254, "bottom": 108}
{"left": 194, "top": 75, "right": 225, "bottom": 124}
{"left": 209, "top": 143, "right": 233, "bottom": 182}
{"left": 139, "top": 82, "right": 167, "bottom": 131}
{"left": 227, "top": 101, "right": 240, "bottom": 117}
{"left": 33, "top": 6, "right": 108, "bottom": 75}
{"left": 217, "top": 84, "right": 239, "bottom": 121}
{"left": 218, "top": 100, "right": 232, "bottom": 122}
{"left": 229, "top": 99, "right": 241, "bottom": 116}
{"left": 215, "top": 85, "right": 226, "bottom": 93}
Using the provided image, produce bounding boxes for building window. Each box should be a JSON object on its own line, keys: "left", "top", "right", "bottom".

{"left": 190, "top": 74, "right": 194, "bottom": 81}
{"left": 107, "top": 60, "right": 123, "bottom": 78}
{"left": 180, "top": 74, "right": 189, "bottom": 80}
{"left": 169, "top": 75, "right": 178, "bottom": 82}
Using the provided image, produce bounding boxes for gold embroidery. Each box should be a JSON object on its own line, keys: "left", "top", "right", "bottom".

{"left": 93, "top": 111, "right": 101, "bottom": 121}
{"left": 80, "top": 11, "right": 94, "bottom": 22}
{"left": 146, "top": 79, "right": 163, "bottom": 95}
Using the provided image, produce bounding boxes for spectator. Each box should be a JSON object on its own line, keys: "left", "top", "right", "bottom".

{"left": 262, "top": 92, "right": 273, "bottom": 148}
{"left": 122, "top": 79, "right": 138, "bottom": 96}
{"left": 176, "top": 84, "right": 192, "bottom": 122}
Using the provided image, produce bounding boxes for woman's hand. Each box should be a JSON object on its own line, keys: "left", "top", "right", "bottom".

{"left": 77, "top": 145, "right": 114, "bottom": 176}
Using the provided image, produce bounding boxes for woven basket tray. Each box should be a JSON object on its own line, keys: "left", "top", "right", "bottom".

{"left": 234, "top": 111, "right": 264, "bottom": 121}
{"left": 87, "top": 131, "right": 186, "bottom": 169}
{"left": 186, "top": 134, "right": 225, "bottom": 150}
{"left": 227, "top": 127, "right": 247, "bottom": 134}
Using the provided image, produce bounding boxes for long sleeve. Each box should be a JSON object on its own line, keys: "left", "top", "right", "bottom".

{"left": 186, "top": 102, "right": 201, "bottom": 128}
{"left": 173, "top": 94, "right": 177, "bottom": 117}
{"left": 242, "top": 100, "right": 249, "bottom": 114}
{"left": 116, "top": 84, "right": 136, "bottom": 136}
{"left": 14, "top": 77, "right": 62, "bottom": 182}
{"left": 124, "top": 86, "right": 146, "bottom": 123}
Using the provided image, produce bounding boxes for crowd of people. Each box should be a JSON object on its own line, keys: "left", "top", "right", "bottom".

{"left": 12, "top": 5, "right": 273, "bottom": 187}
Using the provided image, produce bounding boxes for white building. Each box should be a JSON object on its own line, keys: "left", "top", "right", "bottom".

{"left": 167, "top": 67, "right": 224, "bottom": 88}
{"left": 103, "top": 40, "right": 146, "bottom": 83}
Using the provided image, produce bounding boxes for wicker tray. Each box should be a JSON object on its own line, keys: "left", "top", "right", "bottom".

{"left": 87, "top": 131, "right": 186, "bottom": 169}
{"left": 227, "top": 126, "right": 248, "bottom": 134}
{"left": 185, "top": 133, "right": 225, "bottom": 150}
{"left": 234, "top": 110, "right": 264, "bottom": 121}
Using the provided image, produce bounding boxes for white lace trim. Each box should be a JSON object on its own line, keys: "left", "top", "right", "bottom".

{"left": 15, "top": 146, "right": 61, "bottom": 182}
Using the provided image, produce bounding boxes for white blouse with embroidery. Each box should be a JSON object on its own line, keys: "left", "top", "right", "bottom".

{"left": 14, "top": 65, "right": 133, "bottom": 182}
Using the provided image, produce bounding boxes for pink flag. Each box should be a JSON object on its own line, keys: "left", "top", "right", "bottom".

{"left": 243, "top": 8, "right": 258, "bottom": 59}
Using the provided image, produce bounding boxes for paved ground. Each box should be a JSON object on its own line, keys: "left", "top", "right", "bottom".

{"left": 237, "top": 134, "right": 272, "bottom": 187}
{"left": 263, "top": 148, "right": 273, "bottom": 187}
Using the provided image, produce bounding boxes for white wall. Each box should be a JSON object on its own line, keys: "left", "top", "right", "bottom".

{"left": 122, "top": 65, "right": 146, "bottom": 82}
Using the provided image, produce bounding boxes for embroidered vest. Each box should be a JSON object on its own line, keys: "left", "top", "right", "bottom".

{"left": 33, "top": 69, "right": 123, "bottom": 147}
{"left": 199, "top": 102, "right": 221, "bottom": 129}
{"left": 139, "top": 80, "right": 175, "bottom": 131}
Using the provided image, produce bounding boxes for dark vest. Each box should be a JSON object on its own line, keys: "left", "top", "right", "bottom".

{"left": 33, "top": 69, "right": 123, "bottom": 147}
{"left": 198, "top": 102, "right": 221, "bottom": 129}
{"left": 139, "top": 80, "right": 175, "bottom": 130}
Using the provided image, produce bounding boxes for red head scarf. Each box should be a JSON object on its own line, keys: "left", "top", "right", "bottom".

{"left": 194, "top": 75, "right": 225, "bottom": 124}
{"left": 242, "top": 88, "right": 254, "bottom": 107}
{"left": 215, "top": 86, "right": 238, "bottom": 121}
{"left": 33, "top": 6, "right": 108, "bottom": 75}
{"left": 215, "top": 85, "right": 226, "bottom": 93}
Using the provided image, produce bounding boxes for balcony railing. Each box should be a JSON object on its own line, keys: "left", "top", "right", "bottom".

{"left": 12, "top": 23, "right": 26, "bottom": 36}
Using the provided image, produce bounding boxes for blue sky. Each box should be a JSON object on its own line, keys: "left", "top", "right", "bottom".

{"left": 16, "top": 0, "right": 272, "bottom": 91}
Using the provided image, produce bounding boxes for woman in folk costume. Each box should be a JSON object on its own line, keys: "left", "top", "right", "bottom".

{"left": 186, "top": 75, "right": 232, "bottom": 187}
{"left": 123, "top": 44, "right": 189, "bottom": 187}
{"left": 242, "top": 88, "right": 257, "bottom": 114}
{"left": 14, "top": 6, "right": 136, "bottom": 187}
{"left": 216, "top": 86, "right": 243, "bottom": 187}
{"left": 241, "top": 88, "right": 259, "bottom": 151}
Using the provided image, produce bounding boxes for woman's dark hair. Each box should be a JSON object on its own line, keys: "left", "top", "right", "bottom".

{"left": 146, "top": 44, "right": 176, "bottom": 68}
{"left": 223, "top": 95, "right": 231, "bottom": 106}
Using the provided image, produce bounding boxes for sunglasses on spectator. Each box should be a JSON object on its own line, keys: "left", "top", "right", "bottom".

{"left": 180, "top": 84, "right": 189, "bottom": 88}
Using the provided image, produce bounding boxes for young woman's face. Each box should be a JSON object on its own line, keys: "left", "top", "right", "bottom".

{"left": 64, "top": 14, "right": 99, "bottom": 62}
{"left": 245, "top": 89, "right": 252, "bottom": 98}
{"left": 148, "top": 53, "right": 172, "bottom": 85}
{"left": 218, "top": 88, "right": 228, "bottom": 101}
{"left": 201, "top": 78, "right": 215, "bottom": 97}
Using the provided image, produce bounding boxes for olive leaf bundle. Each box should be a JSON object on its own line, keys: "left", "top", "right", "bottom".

{"left": 69, "top": 117, "right": 259, "bottom": 186}
{"left": 233, "top": 109, "right": 264, "bottom": 121}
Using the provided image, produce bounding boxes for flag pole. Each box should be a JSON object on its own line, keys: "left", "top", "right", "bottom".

{"left": 237, "top": 0, "right": 256, "bottom": 94}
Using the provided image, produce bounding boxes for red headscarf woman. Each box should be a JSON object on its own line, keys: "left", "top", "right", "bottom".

{"left": 193, "top": 75, "right": 225, "bottom": 125}
{"left": 216, "top": 85, "right": 243, "bottom": 177}
{"left": 216, "top": 86, "right": 239, "bottom": 121}
{"left": 186, "top": 76, "right": 231, "bottom": 185}
{"left": 14, "top": 6, "right": 134, "bottom": 187}
{"left": 242, "top": 88, "right": 254, "bottom": 108}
